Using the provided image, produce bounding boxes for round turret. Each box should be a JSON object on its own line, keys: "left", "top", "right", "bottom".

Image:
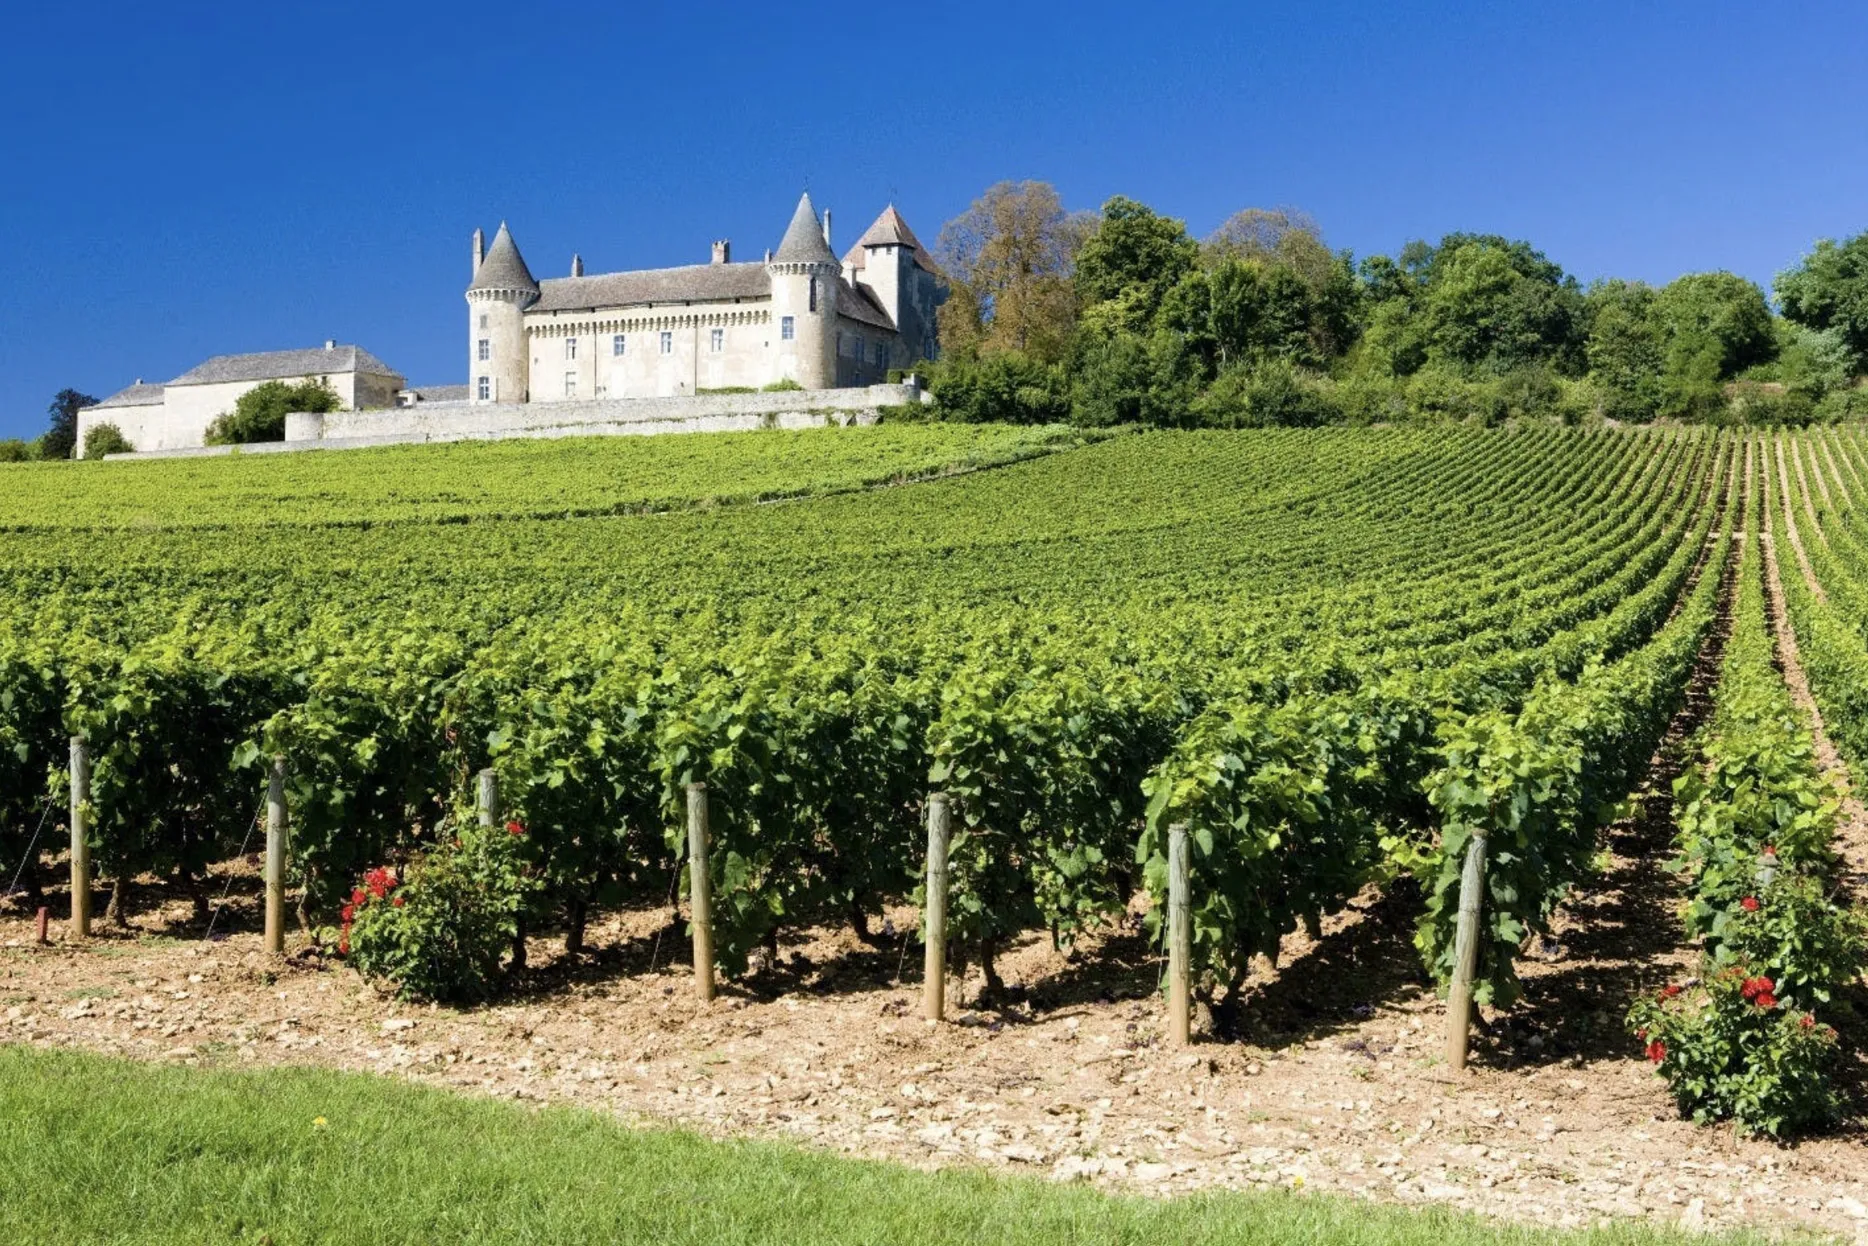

{"left": 466, "top": 222, "right": 538, "bottom": 403}
{"left": 765, "top": 193, "right": 840, "bottom": 389}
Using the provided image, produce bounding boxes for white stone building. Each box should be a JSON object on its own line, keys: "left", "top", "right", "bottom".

{"left": 80, "top": 343, "right": 405, "bottom": 453}
{"left": 467, "top": 193, "right": 941, "bottom": 404}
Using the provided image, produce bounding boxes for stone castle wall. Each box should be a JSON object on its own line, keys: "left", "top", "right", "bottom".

{"left": 107, "top": 384, "right": 929, "bottom": 460}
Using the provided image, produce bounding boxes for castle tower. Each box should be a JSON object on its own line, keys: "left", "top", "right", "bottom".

{"left": 766, "top": 193, "right": 840, "bottom": 389}
{"left": 846, "top": 204, "right": 941, "bottom": 366}
{"left": 466, "top": 222, "right": 538, "bottom": 403}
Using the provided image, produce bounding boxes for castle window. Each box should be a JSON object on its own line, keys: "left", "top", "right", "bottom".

{"left": 710, "top": 328, "right": 723, "bottom": 353}
{"left": 781, "top": 316, "right": 795, "bottom": 341}
{"left": 612, "top": 334, "right": 625, "bottom": 357}
{"left": 565, "top": 338, "right": 578, "bottom": 361}
{"left": 660, "top": 331, "right": 673, "bottom": 355}
{"left": 809, "top": 277, "right": 818, "bottom": 313}
{"left": 477, "top": 376, "right": 490, "bottom": 401}
{"left": 479, "top": 314, "right": 488, "bottom": 329}
{"left": 477, "top": 339, "right": 490, "bottom": 362}
{"left": 564, "top": 372, "right": 577, "bottom": 398}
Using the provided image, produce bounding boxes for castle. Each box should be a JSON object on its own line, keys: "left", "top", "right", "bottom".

{"left": 467, "top": 193, "right": 941, "bottom": 404}
{"left": 78, "top": 193, "right": 940, "bottom": 454}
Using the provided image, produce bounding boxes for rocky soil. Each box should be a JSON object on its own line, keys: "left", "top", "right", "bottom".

{"left": 3, "top": 882, "right": 1865, "bottom": 1242}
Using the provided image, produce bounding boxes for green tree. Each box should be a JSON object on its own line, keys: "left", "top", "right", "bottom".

{"left": 0, "top": 439, "right": 37, "bottom": 463}
{"left": 1776, "top": 232, "right": 1868, "bottom": 373}
{"left": 1584, "top": 279, "right": 1664, "bottom": 420}
{"left": 205, "top": 379, "right": 341, "bottom": 445}
{"left": 1073, "top": 197, "right": 1198, "bottom": 319}
{"left": 41, "top": 388, "right": 97, "bottom": 461}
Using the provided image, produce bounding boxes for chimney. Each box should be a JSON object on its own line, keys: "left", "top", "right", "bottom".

{"left": 324, "top": 339, "right": 336, "bottom": 351}
{"left": 822, "top": 210, "right": 832, "bottom": 249}
{"left": 571, "top": 253, "right": 584, "bottom": 277}
{"left": 711, "top": 239, "right": 731, "bottom": 265}
{"left": 472, "top": 227, "right": 485, "bottom": 274}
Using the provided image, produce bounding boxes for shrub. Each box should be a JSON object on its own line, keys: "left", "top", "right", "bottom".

{"left": 343, "top": 823, "right": 533, "bottom": 1004}
{"left": 1628, "top": 968, "right": 1842, "bottom": 1137}
{"left": 81, "top": 423, "right": 132, "bottom": 459}
{"left": 1192, "top": 360, "right": 1340, "bottom": 428}
{"left": 0, "top": 439, "right": 37, "bottom": 463}
{"left": 926, "top": 352, "right": 1071, "bottom": 424}
{"left": 760, "top": 378, "right": 804, "bottom": 393}
{"left": 205, "top": 379, "right": 341, "bottom": 445}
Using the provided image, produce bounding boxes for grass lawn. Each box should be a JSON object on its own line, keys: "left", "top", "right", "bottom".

{"left": 0, "top": 1046, "right": 1769, "bottom": 1246}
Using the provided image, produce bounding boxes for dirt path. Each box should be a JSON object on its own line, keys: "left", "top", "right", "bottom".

{"left": 1774, "top": 437, "right": 1829, "bottom": 604}
{"left": 1760, "top": 441, "right": 1868, "bottom": 892}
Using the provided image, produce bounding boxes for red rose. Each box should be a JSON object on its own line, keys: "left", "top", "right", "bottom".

{"left": 506, "top": 820, "right": 526, "bottom": 837}
{"left": 337, "top": 937, "right": 349, "bottom": 955}
{"left": 1646, "top": 1040, "right": 1666, "bottom": 1063}
{"left": 1762, "top": 845, "right": 1777, "bottom": 856}
{"left": 340, "top": 903, "right": 355, "bottom": 923}
{"left": 392, "top": 895, "right": 405, "bottom": 907}
{"left": 351, "top": 887, "right": 367, "bottom": 905}
{"left": 1755, "top": 993, "right": 1778, "bottom": 1010}
{"left": 1801, "top": 1014, "right": 1816, "bottom": 1030}
{"left": 1740, "top": 896, "right": 1760, "bottom": 912}
{"left": 1660, "top": 983, "right": 1682, "bottom": 999}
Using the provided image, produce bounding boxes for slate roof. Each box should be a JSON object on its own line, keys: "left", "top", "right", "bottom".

{"left": 773, "top": 192, "right": 838, "bottom": 265}
{"left": 532, "top": 262, "right": 772, "bottom": 313}
{"left": 469, "top": 222, "right": 539, "bottom": 294}
{"left": 842, "top": 204, "right": 936, "bottom": 273}
{"left": 401, "top": 384, "right": 470, "bottom": 403}
{"left": 168, "top": 345, "right": 402, "bottom": 386}
{"left": 837, "top": 279, "right": 897, "bottom": 330}
{"left": 91, "top": 381, "right": 166, "bottom": 409}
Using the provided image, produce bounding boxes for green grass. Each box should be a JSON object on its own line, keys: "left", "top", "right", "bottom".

{"left": 0, "top": 1046, "right": 1772, "bottom": 1246}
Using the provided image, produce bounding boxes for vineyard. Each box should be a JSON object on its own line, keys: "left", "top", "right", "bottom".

{"left": 3, "top": 423, "right": 1866, "bottom": 1144}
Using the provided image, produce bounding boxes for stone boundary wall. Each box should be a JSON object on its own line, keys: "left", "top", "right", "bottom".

{"left": 106, "top": 384, "right": 929, "bottom": 460}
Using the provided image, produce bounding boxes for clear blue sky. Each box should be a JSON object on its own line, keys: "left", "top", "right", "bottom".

{"left": 1, "top": 0, "right": 1863, "bottom": 438}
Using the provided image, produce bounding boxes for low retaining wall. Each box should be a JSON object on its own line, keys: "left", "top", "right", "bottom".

{"left": 107, "top": 384, "right": 929, "bottom": 460}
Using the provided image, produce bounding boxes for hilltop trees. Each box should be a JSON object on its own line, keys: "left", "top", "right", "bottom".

{"left": 923, "top": 181, "right": 1862, "bottom": 427}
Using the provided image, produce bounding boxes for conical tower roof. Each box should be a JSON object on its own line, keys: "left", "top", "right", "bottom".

{"left": 772, "top": 192, "right": 837, "bottom": 266}
{"left": 842, "top": 204, "right": 937, "bottom": 272}
{"left": 469, "top": 222, "right": 539, "bottom": 293}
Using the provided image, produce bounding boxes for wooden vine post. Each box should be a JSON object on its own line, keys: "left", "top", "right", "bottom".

{"left": 68, "top": 736, "right": 91, "bottom": 942}
{"left": 1167, "top": 821, "right": 1192, "bottom": 1046}
{"left": 1444, "top": 829, "right": 1490, "bottom": 1073}
{"left": 263, "top": 756, "right": 287, "bottom": 957}
{"left": 477, "top": 768, "right": 498, "bottom": 829}
{"left": 686, "top": 782, "right": 715, "bottom": 1003}
{"left": 922, "top": 792, "right": 951, "bottom": 1022}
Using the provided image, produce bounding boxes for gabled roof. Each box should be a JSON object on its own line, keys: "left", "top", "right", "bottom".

{"left": 91, "top": 381, "right": 165, "bottom": 409}
{"left": 841, "top": 204, "right": 937, "bottom": 273}
{"left": 533, "top": 262, "right": 771, "bottom": 313}
{"left": 168, "top": 345, "right": 402, "bottom": 386}
{"left": 469, "top": 222, "right": 539, "bottom": 294}
{"left": 773, "top": 192, "right": 838, "bottom": 266}
{"left": 836, "top": 279, "right": 896, "bottom": 330}
{"left": 400, "top": 384, "right": 470, "bottom": 403}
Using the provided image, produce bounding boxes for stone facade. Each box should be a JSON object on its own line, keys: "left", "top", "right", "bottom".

{"left": 105, "top": 384, "right": 929, "bottom": 459}
{"left": 78, "top": 343, "right": 405, "bottom": 454}
{"left": 468, "top": 194, "right": 941, "bottom": 405}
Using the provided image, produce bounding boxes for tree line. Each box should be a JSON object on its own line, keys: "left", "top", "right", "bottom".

{"left": 920, "top": 181, "right": 1868, "bottom": 428}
